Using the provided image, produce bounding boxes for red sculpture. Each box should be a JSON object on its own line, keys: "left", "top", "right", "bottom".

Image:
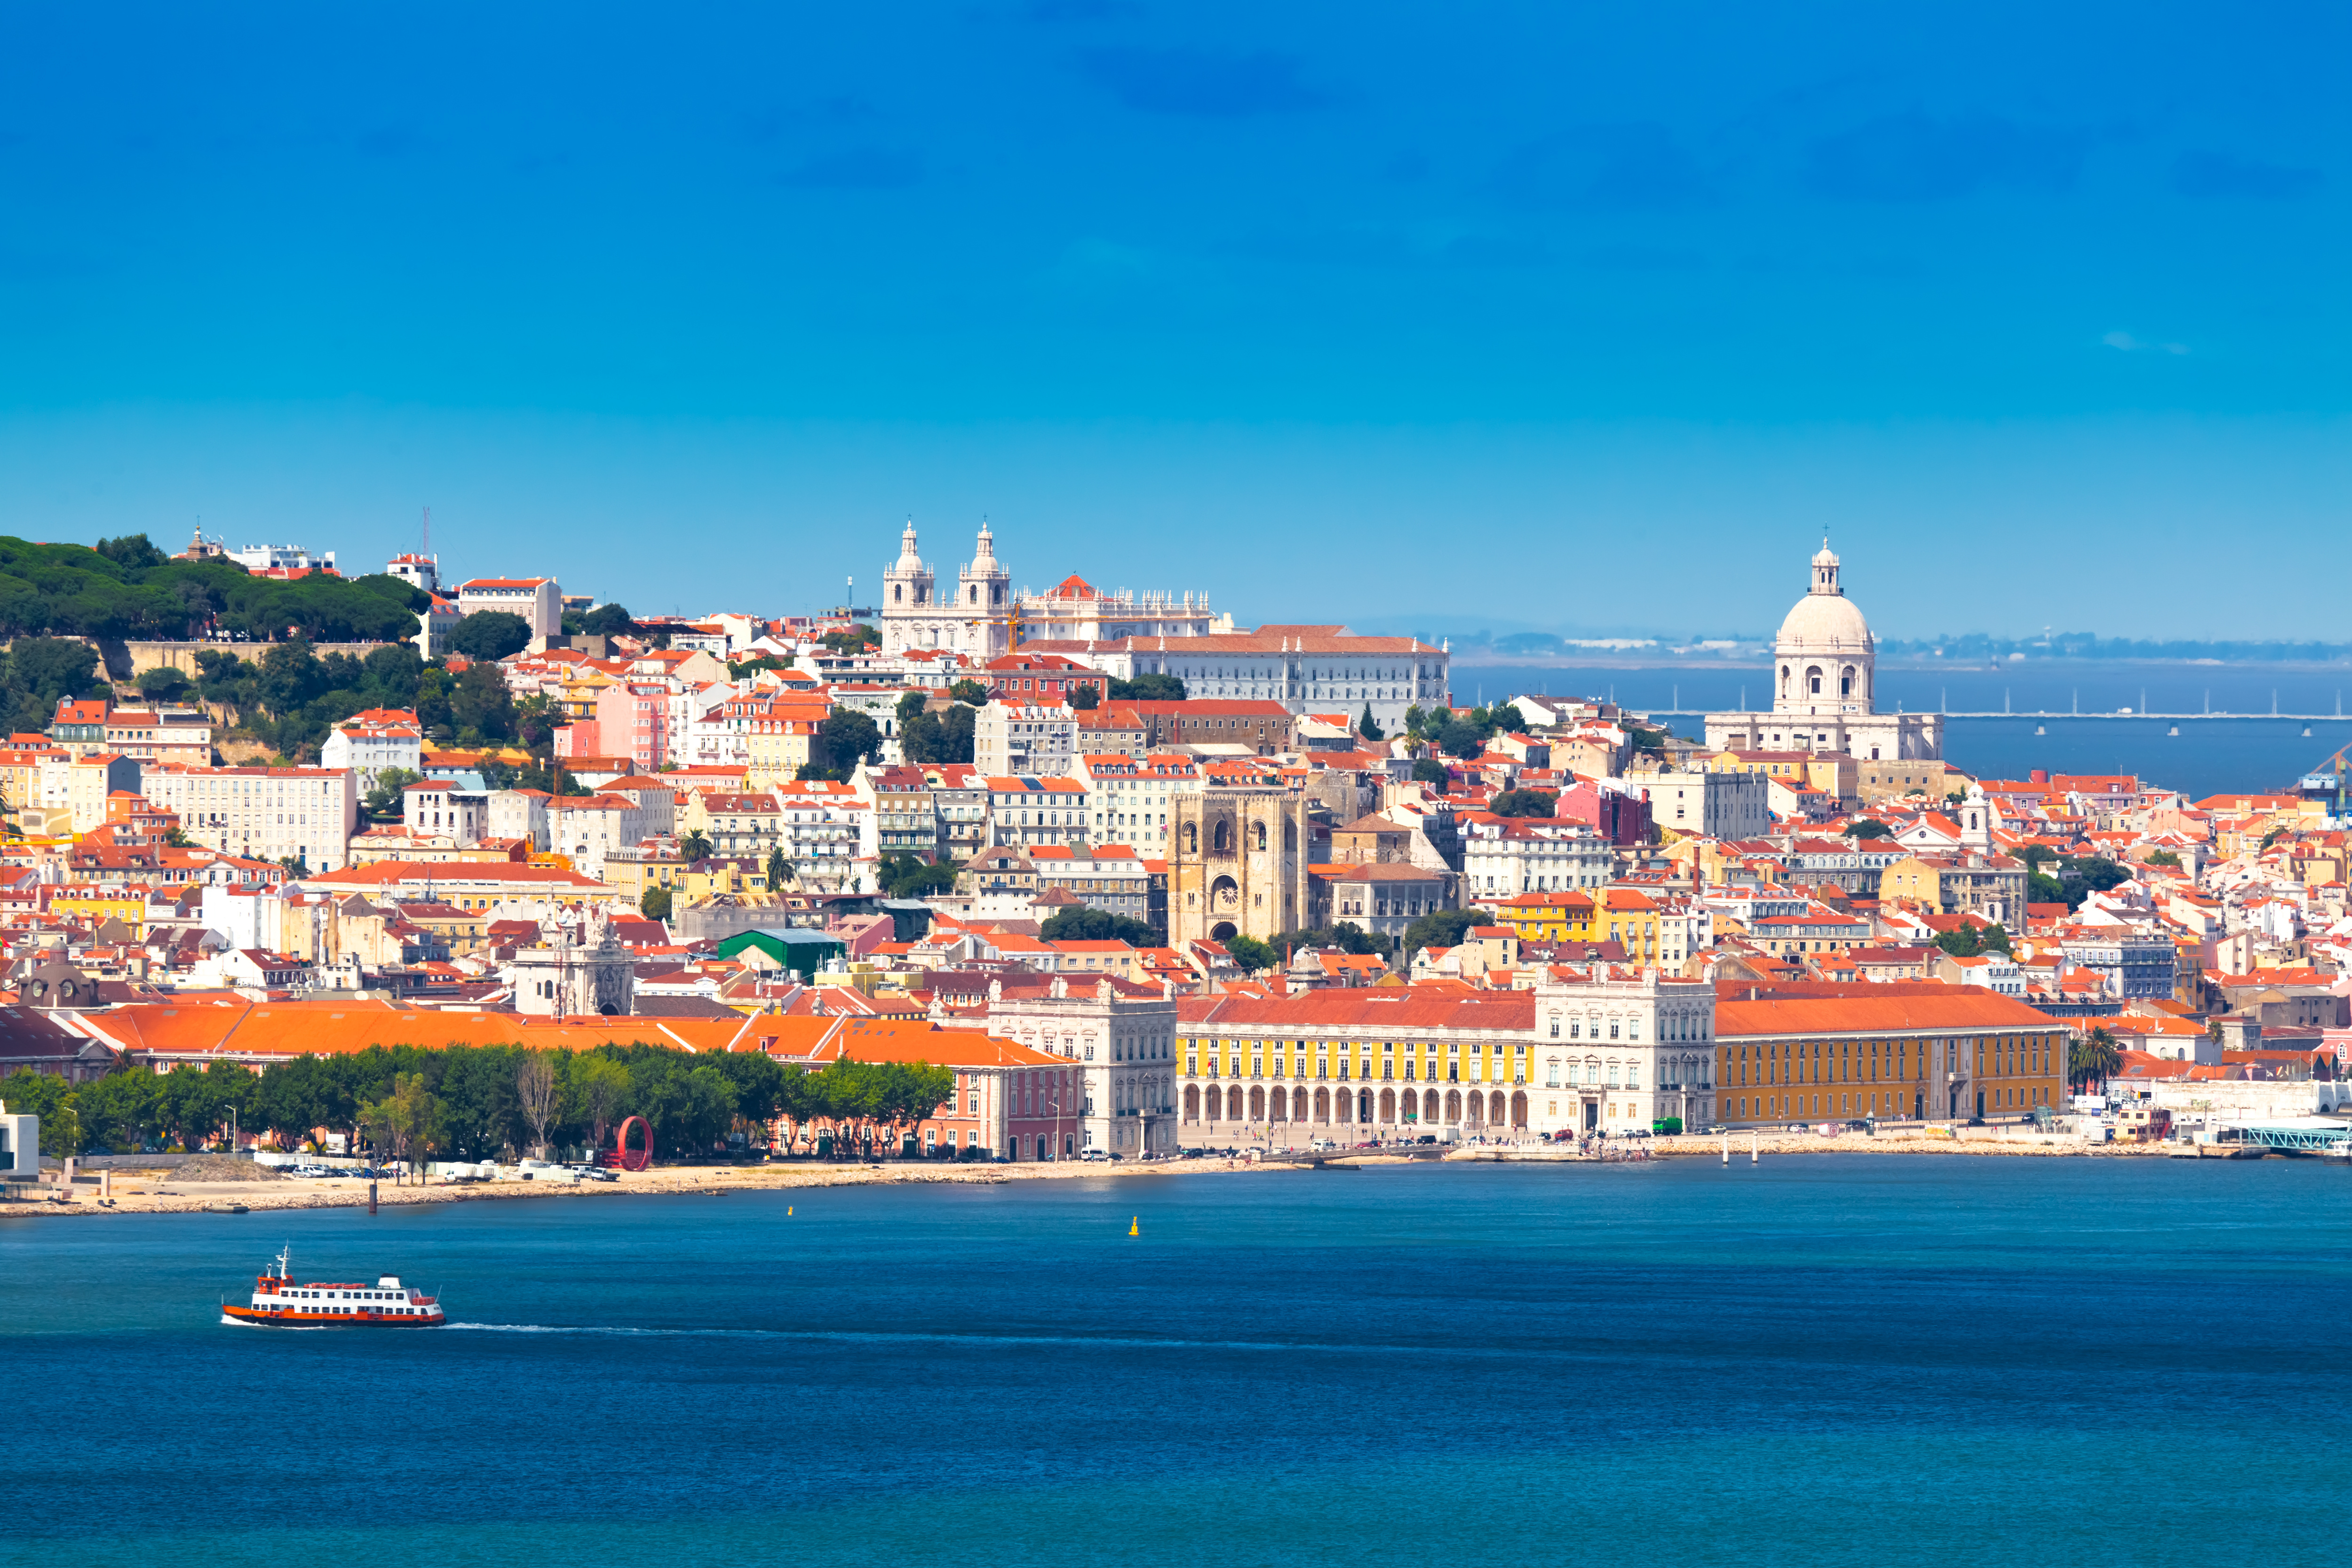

{"left": 601, "top": 1115, "right": 653, "bottom": 1171}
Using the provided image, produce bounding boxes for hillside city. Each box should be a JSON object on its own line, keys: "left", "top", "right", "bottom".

{"left": 1, "top": 524, "right": 2345, "bottom": 1167}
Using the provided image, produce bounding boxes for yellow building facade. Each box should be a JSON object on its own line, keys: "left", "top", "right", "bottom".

{"left": 1715, "top": 990, "right": 2066, "bottom": 1124}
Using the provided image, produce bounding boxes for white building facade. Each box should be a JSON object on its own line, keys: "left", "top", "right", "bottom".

{"left": 1532, "top": 968, "right": 1717, "bottom": 1136}
{"left": 456, "top": 577, "right": 563, "bottom": 639}
{"left": 140, "top": 765, "right": 360, "bottom": 870}
{"left": 965, "top": 979, "right": 1180, "bottom": 1158}
{"left": 1639, "top": 769, "right": 1772, "bottom": 840}
{"left": 1462, "top": 820, "right": 1614, "bottom": 897}
{"left": 1025, "top": 626, "right": 1449, "bottom": 735}
{"left": 879, "top": 521, "right": 1014, "bottom": 661}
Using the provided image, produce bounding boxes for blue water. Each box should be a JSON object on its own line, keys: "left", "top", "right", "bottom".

{"left": 1461, "top": 662, "right": 2352, "bottom": 796}
{"left": 7, "top": 1159, "right": 2352, "bottom": 1567}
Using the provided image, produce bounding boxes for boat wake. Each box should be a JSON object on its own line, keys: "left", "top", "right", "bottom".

{"left": 440, "top": 1322, "right": 1332, "bottom": 1353}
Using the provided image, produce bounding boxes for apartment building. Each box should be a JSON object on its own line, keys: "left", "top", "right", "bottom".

{"left": 974, "top": 697, "right": 1076, "bottom": 779}
{"left": 321, "top": 708, "right": 423, "bottom": 794}
{"left": 456, "top": 576, "right": 562, "bottom": 638}
{"left": 139, "top": 765, "right": 360, "bottom": 870}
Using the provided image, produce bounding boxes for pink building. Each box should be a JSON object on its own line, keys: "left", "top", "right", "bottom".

{"left": 594, "top": 683, "right": 670, "bottom": 772}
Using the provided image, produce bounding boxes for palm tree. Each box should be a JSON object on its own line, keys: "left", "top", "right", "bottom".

{"left": 678, "top": 828, "right": 713, "bottom": 863}
{"left": 764, "top": 845, "right": 796, "bottom": 891}
{"left": 2069, "top": 1026, "right": 2122, "bottom": 1092}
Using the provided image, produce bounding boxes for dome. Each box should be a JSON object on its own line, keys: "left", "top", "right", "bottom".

{"left": 1812, "top": 542, "right": 1839, "bottom": 570}
{"left": 1776, "top": 590, "right": 1873, "bottom": 653}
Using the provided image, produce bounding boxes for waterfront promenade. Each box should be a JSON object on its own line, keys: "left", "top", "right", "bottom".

{"left": 2, "top": 1124, "right": 2192, "bottom": 1219}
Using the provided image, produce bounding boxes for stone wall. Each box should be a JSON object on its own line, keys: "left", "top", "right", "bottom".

{"left": 5, "top": 637, "right": 394, "bottom": 682}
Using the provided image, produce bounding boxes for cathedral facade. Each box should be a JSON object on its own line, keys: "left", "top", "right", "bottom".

{"left": 1704, "top": 543, "right": 1942, "bottom": 762}
{"left": 879, "top": 520, "right": 1015, "bottom": 661}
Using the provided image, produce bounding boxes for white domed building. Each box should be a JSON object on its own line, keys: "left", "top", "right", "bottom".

{"left": 1704, "top": 542, "right": 1942, "bottom": 764}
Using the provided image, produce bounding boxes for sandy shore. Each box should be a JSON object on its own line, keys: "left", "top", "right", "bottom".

{"left": 3, "top": 1155, "right": 1275, "bottom": 1218}
{"left": 0, "top": 1129, "right": 2198, "bottom": 1219}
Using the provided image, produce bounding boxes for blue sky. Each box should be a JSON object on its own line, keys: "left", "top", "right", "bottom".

{"left": 0, "top": 2, "right": 2341, "bottom": 637}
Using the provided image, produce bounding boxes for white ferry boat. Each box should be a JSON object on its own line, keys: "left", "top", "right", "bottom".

{"left": 222, "top": 1247, "right": 446, "bottom": 1328}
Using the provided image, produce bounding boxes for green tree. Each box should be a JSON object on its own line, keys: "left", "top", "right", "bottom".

{"left": 1224, "top": 933, "right": 1276, "bottom": 973}
{"left": 1439, "top": 718, "right": 1489, "bottom": 758}
{"left": 2070, "top": 1027, "right": 2122, "bottom": 1091}
{"left": 678, "top": 827, "right": 714, "bottom": 863}
{"left": 895, "top": 690, "right": 929, "bottom": 729}
{"left": 901, "top": 703, "right": 975, "bottom": 764}
{"left": 1486, "top": 702, "right": 1527, "bottom": 734}
{"left": 12, "top": 637, "right": 104, "bottom": 707}
{"left": 582, "top": 603, "right": 636, "bottom": 638}
{"left": 1107, "top": 673, "right": 1186, "bottom": 701}
{"left": 1039, "top": 905, "right": 1156, "bottom": 945}
{"left": 1401, "top": 907, "right": 1478, "bottom": 964}
{"left": 948, "top": 677, "right": 990, "bottom": 705}
{"left": 874, "top": 1060, "right": 955, "bottom": 1157}
{"left": 571, "top": 1055, "right": 632, "bottom": 1154}
{"left": 640, "top": 885, "right": 674, "bottom": 919}
{"left": 252, "top": 1056, "right": 332, "bottom": 1152}
{"left": 512, "top": 691, "right": 563, "bottom": 756}
{"left": 2, "top": 1067, "right": 83, "bottom": 1156}
{"left": 446, "top": 611, "right": 534, "bottom": 661}
{"left": 808, "top": 1056, "right": 886, "bottom": 1155}
{"left": 2145, "top": 849, "right": 2182, "bottom": 868}
{"left": 2053, "top": 855, "right": 2133, "bottom": 911}
{"left": 95, "top": 533, "right": 169, "bottom": 570}
{"left": 449, "top": 662, "right": 516, "bottom": 741}
{"left": 1410, "top": 757, "right": 1450, "bottom": 786}
{"left": 257, "top": 634, "right": 329, "bottom": 716}
{"left": 877, "top": 852, "right": 959, "bottom": 898}
{"left": 76, "top": 1070, "right": 164, "bottom": 1153}
{"left": 1933, "top": 923, "right": 2011, "bottom": 958}
{"left": 764, "top": 845, "right": 794, "bottom": 891}
{"left": 1843, "top": 820, "right": 1891, "bottom": 839}
{"left": 359, "top": 1071, "right": 445, "bottom": 1184}
{"left": 798, "top": 707, "right": 882, "bottom": 780}
{"left": 1068, "top": 684, "right": 1099, "bottom": 710}
{"left": 517, "top": 1054, "right": 561, "bottom": 1159}
{"left": 1489, "top": 788, "right": 1558, "bottom": 818}
{"left": 361, "top": 766, "right": 424, "bottom": 824}
{"left": 1357, "top": 703, "right": 1383, "bottom": 742}
{"left": 136, "top": 665, "right": 194, "bottom": 704}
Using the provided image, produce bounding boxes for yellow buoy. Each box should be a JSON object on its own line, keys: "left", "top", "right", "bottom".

{"left": 788, "top": 1206, "right": 794, "bottom": 1216}
{"left": 1129, "top": 1217, "right": 1139, "bottom": 1236}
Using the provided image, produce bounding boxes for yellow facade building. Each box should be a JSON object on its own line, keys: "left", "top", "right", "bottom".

{"left": 1715, "top": 988, "right": 2066, "bottom": 1124}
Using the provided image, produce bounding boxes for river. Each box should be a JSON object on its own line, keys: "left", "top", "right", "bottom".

{"left": 8, "top": 1157, "right": 2351, "bottom": 1567}
{"left": 1455, "top": 661, "right": 2352, "bottom": 796}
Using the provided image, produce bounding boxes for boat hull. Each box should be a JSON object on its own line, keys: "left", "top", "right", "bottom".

{"left": 222, "top": 1305, "right": 444, "bottom": 1328}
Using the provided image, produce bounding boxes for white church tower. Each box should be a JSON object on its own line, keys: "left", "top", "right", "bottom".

{"left": 957, "top": 522, "right": 1013, "bottom": 661}
{"left": 880, "top": 519, "right": 938, "bottom": 656}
